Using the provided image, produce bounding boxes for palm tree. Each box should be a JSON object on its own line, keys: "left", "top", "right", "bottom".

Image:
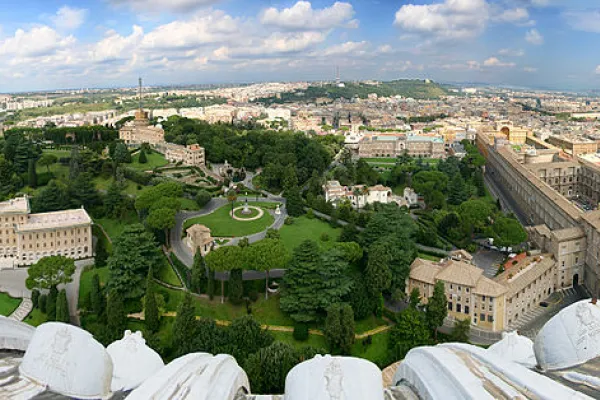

{"left": 227, "top": 189, "right": 237, "bottom": 217}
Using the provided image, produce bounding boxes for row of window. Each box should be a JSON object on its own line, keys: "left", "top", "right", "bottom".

{"left": 448, "top": 302, "right": 494, "bottom": 323}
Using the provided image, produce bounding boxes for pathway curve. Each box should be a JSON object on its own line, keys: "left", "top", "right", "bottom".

{"left": 8, "top": 297, "right": 32, "bottom": 322}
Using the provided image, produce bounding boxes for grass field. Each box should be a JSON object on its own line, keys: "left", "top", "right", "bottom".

{"left": 183, "top": 202, "right": 274, "bottom": 237}
{"left": 94, "top": 214, "right": 139, "bottom": 241}
{"left": 128, "top": 151, "right": 169, "bottom": 171}
{"left": 24, "top": 309, "right": 48, "bottom": 327}
{"left": 417, "top": 252, "right": 443, "bottom": 262}
{"left": 361, "top": 157, "right": 398, "bottom": 164}
{"left": 157, "top": 256, "right": 182, "bottom": 287}
{"left": 93, "top": 176, "right": 145, "bottom": 196}
{"left": 354, "top": 315, "right": 388, "bottom": 334}
{"left": 351, "top": 330, "right": 390, "bottom": 367}
{"left": 271, "top": 330, "right": 328, "bottom": 350}
{"left": 0, "top": 292, "right": 21, "bottom": 316}
{"left": 279, "top": 216, "right": 342, "bottom": 251}
{"left": 79, "top": 267, "right": 110, "bottom": 306}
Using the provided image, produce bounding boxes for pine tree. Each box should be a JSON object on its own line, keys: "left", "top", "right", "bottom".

{"left": 285, "top": 185, "right": 304, "bottom": 217}
{"left": 39, "top": 294, "right": 47, "bottom": 313}
{"left": 31, "top": 289, "right": 40, "bottom": 309}
{"left": 0, "top": 156, "right": 15, "bottom": 198}
{"left": 409, "top": 287, "right": 421, "bottom": 309}
{"left": 365, "top": 246, "right": 392, "bottom": 295}
{"left": 448, "top": 174, "right": 468, "bottom": 205}
{"left": 69, "top": 146, "right": 82, "bottom": 181}
{"left": 95, "top": 237, "right": 108, "bottom": 268}
{"left": 28, "top": 158, "right": 37, "bottom": 188}
{"left": 56, "top": 289, "right": 70, "bottom": 323}
{"left": 107, "top": 290, "right": 127, "bottom": 343}
{"left": 13, "top": 139, "right": 30, "bottom": 174}
{"left": 228, "top": 269, "right": 244, "bottom": 305}
{"left": 207, "top": 268, "right": 215, "bottom": 300}
{"left": 47, "top": 286, "right": 58, "bottom": 321}
{"left": 145, "top": 268, "right": 160, "bottom": 333}
{"left": 244, "top": 342, "right": 300, "bottom": 395}
{"left": 191, "top": 252, "right": 207, "bottom": 294}
{"left": 69, "top": 172, "right": 100, "bottom": 208}
{"left": 425, "top": 281, "right": 448, "bottom": 339}
{"left": 282, "top": 164, "right": 298, "bottom": 192}
{"left": 90, "top": 273, "right": 104, "bottom": 315}
{"left": 173, "top": 293, "right": 196, "bottom": 357}
{"left": 104, "top": 180, "right": 123, "bottom": 218}
{"left": 138, "top": 149, "right": 148, "bottom": 164}
{"left": 32, "top": 180, "right": 70, "bottom": 212}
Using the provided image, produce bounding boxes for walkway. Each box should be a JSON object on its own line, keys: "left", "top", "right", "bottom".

{"left": 8, "top": 297, "right": 32, "bottom": 322}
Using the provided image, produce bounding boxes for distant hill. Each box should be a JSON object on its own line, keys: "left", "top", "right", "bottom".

{"left": 257, "top": 79, "right": 448, "bottom": 104}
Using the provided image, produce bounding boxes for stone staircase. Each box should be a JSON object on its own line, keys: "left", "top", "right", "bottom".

{"left": 9, "top": 297, "right": 32, "bottom": 322}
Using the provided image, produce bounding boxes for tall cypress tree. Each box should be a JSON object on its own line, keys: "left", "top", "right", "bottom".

{"left": 448, "top": 174, "right": 468, "bottom": 205}
{"left": 285, "top": 185, "right": 304, "bottom": 217}
{"left": 191, "top": 252, "right": 207, "bottom": 294}
{"left": 28, "top": 158, "right": 37, "bottom": 188}
{"left": 90, "top": 273, "right": 104, "bottom": 315}
{"left": 145, "top": 268, "right": 159, "bottom": 333}
{"left": 47, "top": 286, "right": 58, "bottom": 321}
{"left": 107, "top": 290, "right": 127, "bottom": 343}
{"left": 56, "top": 289, "right": 70, "bottom": 323}
{"left": 229, "top": 269, "right": 244, "bottom": 305}
{"left": 425, "top": 281, "right": 448, "bottom": 340}
{"left": 138, "top": 149, "right": 148, "bottom": 164}
{"left": 173, "top": 293, "right": 196, "bottom": 356}
{"left": 13, "top": 139, "right": 30, "bottom": 174}
{"left": 207, "top": 268, "right": 215, "bottom": 300}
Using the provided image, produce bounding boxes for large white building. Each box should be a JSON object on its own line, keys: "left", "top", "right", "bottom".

{"left": 323, "top": 180, "right": 393, "bottom": 208}
{"left": 0, "top": 196, "right": 93, "bottom": 266}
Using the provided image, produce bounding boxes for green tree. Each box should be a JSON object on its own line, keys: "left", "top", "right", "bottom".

{"left": 339, "top": 223, "right": 359, "bottom": 243}
{"left": 285, "top": 185, "right": 304, "bottom": 217}
{"left": 206, "top": 246, "right": 244, "bottom": 302}
{"left": 244, "top": 342, "right": 299, "bottom": 394}
{"left": 425, "top": 281, "right": 447, "bottom": 339}
{"left": 192, "top": 318, "right": 226, "bottom": 355}
{"left": 280, "top": 241, "right": 352, "bottom": 322}
{"left": 282, "top": 164, "right": 299, "bottom": 192}
{"left": 448, "top": 174, "right": 468, "bottom": 206}
{"left": 69, "top": 172, "right": 100, "bottom": 209}
{"left": 388, "top": 307, "right": 431, "bottom": 360}
{"left": 47, "top": 286, "right": 58, "bottom": 320}
{"left": 365, "top": 247, "right": 392, "bottom": 295}
{"left": 38, "top": 294, "right": 47, "bottom": 313}
{"left": 458, "top": 199, "right": 494, "bottom": 232}
{"left": 144, "top": 268, "right": 160, "bottom": 333}
{"left": 69, "top": 146, "right": 82, "bottom": 181}
{"left": 227, "top": 189, "right": 237, "bottom": 216}
{"left": 227, "top": 315, "right": 274, "bottom": 363}
{"left": 173, "top": 293, "right": 197, "bottom": 357}
{"left": 207, "top": 268, "right": 216, "bottom": 300}
{"left": 0, "top": 156, "right": 15, "bottom": 198}
{"left": 195, "top": 189, "right": 212, "bottom": 207}
{"left": 228, "top": 268, "right": 244, "bottom": 305}
{"left": 32, "top": 180, "right": 70, "bottom": 212}
{"left": 135, "top": 182, "right": 183, "bottom": 213}
{"left": 14, "top": 139, "right": 31, "bottom": 173}
{"left": 191, "top": 252, "right": 207, "bottom": 294}
{"left": 31, "top": 289, "right": 40, "bottom": 309}
{"left": 25, "top": 256, "right": 76, "bottom": 290}
{"left": 490, "top": 216, "right": 528, "bottom": 247}
{"left": 409, "top": 287, "right": 421, "bottom": 309}
{"left": 95, "top": 236, "right": 108, "bottom": 268}
{"left": 27, "top": 158, "right": 37, "bottom": 188}
{"left": 38, "top": 153, "right": 58, "bottom": 173}
{"left": 146, "top": 208, "right": 177, "bottom": 246}
{"left": 138, "top": 149, "right": 148, "bottom": 164}
{"left": 104, "top": 180, "right": 124, "bottom": 218}
{"left": 113, "top": 143, "right": 131, "bottom": 164}
{"left": 246, "top": 239, "right": 288, "bottom": 299}
{"left": 348, "top": 276, "right": 377, "bottom": 320}
{"left": 450, "top": 317, "right": 471, "bottom": 343}
{"left": 107, "top": 224, "right": 162, "bottom": 299}
{"left": 106, "top": 290, "right": 127, "bottom": 343}
{"left": 324, "top": 303, "right": 355, "bottom": 354}
{"left": 56, "top": 289, "right": 70, "bottom": 323}
{"left": 361, "top": 205, "right": 416, "bottom": 248}
{"left": 90, "top": 273, "right": 104, "bottom": 315}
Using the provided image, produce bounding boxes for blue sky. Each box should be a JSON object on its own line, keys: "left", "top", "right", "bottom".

{"left": 0, "top": 0, "right": 599, "bottom": 92}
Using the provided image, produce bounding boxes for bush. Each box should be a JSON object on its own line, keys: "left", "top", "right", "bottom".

{"left": 38, "top": 294, "right": 47, "bottom": 313}
{"left": 248, "top": 290, "right": 259, "bottom": 302}
{"left": 284, "top": 217, "right": 294, "bottom": 225}
{"left": 31, "top": 289, "right": 40, "bottom": 308}
{"left": 293, "top": 322, "right": 309, "bottom": 341}
{"left": 306, "top": 209, "right": 315, "bottom": 219}
{"left": 320, "top": 233, "right": 330, "bottom": 242}
{"left": 196, "top": 189, "right": 212, "bottom": 207}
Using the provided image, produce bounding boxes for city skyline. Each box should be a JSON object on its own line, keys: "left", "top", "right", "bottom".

{"left": 1, "top": 0, "right": 600, "bottom": 92}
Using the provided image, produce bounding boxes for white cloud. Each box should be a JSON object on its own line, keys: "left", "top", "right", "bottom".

{"left": 261, "top": 1, "right": 357, "bottom": 30}
{"left": 230, "top": 31, "right": 327, "bottom": 57}
{"left": 483, "top": 57, "right": 515, "bottom": 67}
{"left": 595, "top": 65, "right": 600, "bottom": 74}
{"left": 394, "top": 0, "right": 489, "bottom": 40}
{"left": 525, "top": 29, "right": 544, "bottom": 45}
{"left": 497, "top": 7, "right": 529, "bottom": 23}
{"left": 109, "top": 0, "right": 221, "bottom": 14}
{"left": 315, "top": 41, "right": 369, "bottom": 57}
{"left": 563, "top": 11, "right": 600, "bottom": 33}
{"left": 0, "top": 26, "right": 75, "bottom": 57}
{"left": 50, "top": 6, "right": 87, "bottom": 31}
{"left": 90, "top": 26, "right": 144, "bottom": 62}
{"left": 524, "top": 67, "right": 538, "bottom": 73}
{"left": 498, "top": 48, "right": 524, "bottom": 57}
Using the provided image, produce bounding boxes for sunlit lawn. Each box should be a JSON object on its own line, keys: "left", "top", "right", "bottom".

{"left": 24, "top": 309, "right": 48, "bottom": 327}
{"left": 183, "top": 202, "right": 274, "bottom": 237}
{"left": 94, "top": 214, "right": 139, "bottom": 241}
{"left": 128, "top": 151, "right": 169, "bottom": 171}
{"left": 278, "top": 216, "right": 341, "bottom": 251}
{"left": 0, "top": 292, "right": 21, "bottom": 316}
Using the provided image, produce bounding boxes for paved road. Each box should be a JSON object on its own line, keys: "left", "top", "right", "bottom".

{"left": 170, "top": 196, "right": 287, "bottom": 269}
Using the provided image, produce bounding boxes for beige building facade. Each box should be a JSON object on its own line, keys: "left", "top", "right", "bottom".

{"left": 548, "top": 135, "right": 598, "bottom": 157}
{"left": 185, "top": 224, "right": 213, "bottom": 256}
{"left": 119, "top": 110, "right": 165, "bottom": 146}
{"left": 162, "top": 143, "right": 205, "bottom": 168}
{"left": 0, "top": 196, "right": 93, "bottom": 266}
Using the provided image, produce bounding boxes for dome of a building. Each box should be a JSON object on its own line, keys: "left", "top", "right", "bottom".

{"left": 106, "top": 330, "right": 164, "bottom": 391}
{"left": 394, "top": 343, "right": 590, "bottom": 399}
{"left": 19, "top": 322, "right": 113, "bottom": 399}
{"left": 534, "top": 299, "right": 600, "bottom": 371}
{"left": 285, "top": 355, "right": 383, "bottom": 400}
{"left": 0, "top": 316, "right": 35, "bottom": 351}
{"left": 126, "top": 353, "right": 249, "bottom": 400}
{"left": 487, "top": 331, "right": 537, "bottom": 368}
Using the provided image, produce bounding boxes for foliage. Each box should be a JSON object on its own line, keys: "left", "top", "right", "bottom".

{"left": 280, "top": 241, "right": 352, "bottom": 322}
{"left": 293, "top": 322, "right": 309, "bottom": 341}
{"left": 388, "top": 307, "right": 431, "bottom": 360}
{"left": 244, "top": 341, "right": 300, "bottom": 394}
{"left": 47, "top": 286, "right": 58, "bottom": 320}
{"left": 56, "top": 289, "right": 70, "bottom": 323}
{"left": 138, "top": 149, "right": 148, "bottom": 164}
{"left": 285, "top": 185, "right": 304, "bottom": 217}
{"left": 229, "top": 269, "right": 244, "bottom": 305}
{"left": 172, "top": 293, "right": 197, "bottom": 357}
{"left": 107, "top": 224, "right": 162, "bottom": 299}
{"left": 135, "top": 181, "right": 183, "bottom": 213}
{"left": 146, "top": 208, "right": 177, "bottom": 245}
{"left": 425, "top": 281, "right": 447, "bottom": 338}
{"left": 31, "top": 289, "right": 40, "bottom": 309}
{"left": 324, "top": 303, "right": 355, "bottom": 354}
{"left": 90, "top": 273, "right": 104, "bottom": 315}
{"left": 106, "top": 290, "right": 127, "bottom": 344}
{"left": 489, "top": 216, "right": 528, "bottom": 247}
{"left": 25, "top": 256, "right": 76, "bottom": 290}
{"left": 409, "top": 288, "right": 421, "bottom": 309}
{"left": 144, "top": 268, "right": 160, "bottom": 333}
{"left": 450, "top": 318, "right": 471, "bottom": 343}
{"left": 227, "top": 315, "right": 274, "bottom": 363}
{"left": 195, "top": 189, "right": 212, "bottom": 207}
{"left": 348, "top": 276, "right": 378, "bottom": 320}
{"left": 191, "top": 252, "right": 207, "bottom": 294}
{"left": 31, "top": 180, "right": 70, "bottom": 212}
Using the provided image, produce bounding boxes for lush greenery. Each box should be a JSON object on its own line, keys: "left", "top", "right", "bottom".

{"left": 0, "top": 292, "right": 22, "bottom": 316}
{"left": 183, "top": 202, "right": 275, "bottom": 237}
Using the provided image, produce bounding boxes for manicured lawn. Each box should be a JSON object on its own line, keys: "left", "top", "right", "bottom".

{"left": 157, "top": 256, "right": 182, "bottom": 287}
{"left": 0, "top": 292, "right": 21, "bottom": 316}
{"left": 41, "top": 149, "right": 72, "bottom": 158}
{"left": 93, "top": 176, "right": 146, "bottom": 196}
{"left": 79, "top": 267, "right": 109, "bottom": 306}
{"left": 279, "top": 216, "right": 341, "bottom": 251}
{"left": 183, "top": 202, "right": 274, "bottom": 237}
{"left": 24, "top": 309, "right": 48, "bottom": 327}
{"left": 271, "top": 331, "right": 328, "bottom": 351}
{"left": 354, "top": 315, "right": 388, "bottom": 334}
{"left": 129, "top": 151, "right": 168, "bottom": 171}
{"left": 361, "top": 157, "right": 397, "bottom": 164}
{"left": 417, "top": 252, "right": 443, "bottom": 262}
{"left": 351, "top": 330, "right": 390, "bottom": 367}
{"left": 94, "top": 214, "right": 139, "bottom": 241}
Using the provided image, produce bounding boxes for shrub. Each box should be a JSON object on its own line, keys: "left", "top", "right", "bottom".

{"left": 284, "top": 217, "right": 294, "bottom": 225}
{"left": 306, "top": 209, "right": 315, "bottom": 219}
{"left": 293, "top": 322, "right": 309, "bottom": 341}
{"left": 248, "top": 290, "right": 259, "bottom": 302}
{"left": 320, "top": 233, "right": 330, "bottom": 242}
{"left": 31, "top": 289, "right": 40, "bottom": 308}
{"left": 38, "top": 294, "right": 47, "bottom": 313}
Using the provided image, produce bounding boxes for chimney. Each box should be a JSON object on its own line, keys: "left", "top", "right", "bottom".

{"left": 592, "top": 298, "right": 597, "bottom": 305}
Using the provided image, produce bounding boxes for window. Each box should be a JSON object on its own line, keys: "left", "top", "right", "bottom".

{"left": 482, "top": 296, "right": 486, "bottom": 301}
{"left": 480, "top": 313, "right": 485, "bottom": 321}
{"left": 488, "top": 315, "right": 493, "bottom": 323}
{"left": 448, "top": 302, "right": 453, "bottom": 311}
{"left": 466, "top": 288, "right": 469, "bottom": 293}
{"left": 458, "top": 286, "right": 461, "bottom": 292}
{"left": 456, "top": 304, "right": 461, "bottom": 313}
{"left": 464, "top": 306, "right": 469, "bottom": 314}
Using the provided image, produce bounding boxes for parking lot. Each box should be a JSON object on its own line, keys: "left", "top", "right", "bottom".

{"left": 472, "top": 249, "right": 506, "bottom": 278}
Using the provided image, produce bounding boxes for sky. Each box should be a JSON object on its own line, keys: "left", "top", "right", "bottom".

{"left": 0, "top": 0, "right": 599, "bottom": 92}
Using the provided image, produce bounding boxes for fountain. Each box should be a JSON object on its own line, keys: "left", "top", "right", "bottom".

{"left": 241, "top": 199, "right": 251, "bottom": 215}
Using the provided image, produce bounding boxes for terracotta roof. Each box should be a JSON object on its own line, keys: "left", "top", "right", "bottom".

{"left": 495, "top": 254, "right": 555, "bottom": 298}
{"left": 473, "top": 276, "right": 507, "bottom": 297}
{"left": 409, "top": 258, "right": 443, "bottom": 284}
{"left": 187, "top": 224, "right": 211, "bottom": 234}
{"left": 449, "top": 249, "right": 473, "bottom": 261}
{"left": 435, "top": 259, "right": 483, "bottom": 287}
{"left": 551, "top": 227, "right": 585, "bottom": 241}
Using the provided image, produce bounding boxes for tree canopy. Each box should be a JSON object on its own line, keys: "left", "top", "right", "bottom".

{"left": 25, "top": 256, "right": 75, "bottom": 290}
